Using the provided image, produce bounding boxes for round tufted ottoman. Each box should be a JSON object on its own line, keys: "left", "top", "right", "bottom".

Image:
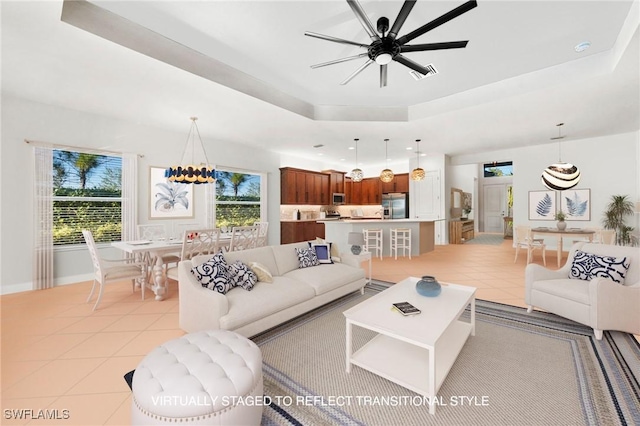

{"left": 131, "top": 330, "right": 263, "bottom": 425}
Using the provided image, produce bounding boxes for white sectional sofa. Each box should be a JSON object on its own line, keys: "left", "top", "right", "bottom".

{"left": 178, "top": 241, "right": 367, "bottom": 337}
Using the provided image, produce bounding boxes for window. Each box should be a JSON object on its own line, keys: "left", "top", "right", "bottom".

{"left": 53, "top": 150, "right": 122, "bottom": 245}
{"left": 215, "top": 170, "right": 264, "bottom": 228}
{"left": 483, "top": 161, "right": 513, "bottom": 177}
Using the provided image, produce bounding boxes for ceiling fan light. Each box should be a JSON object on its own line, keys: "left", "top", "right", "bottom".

{"left": 375, "top": 53, "right": 392, "bottom": 65}
{"left": 380, "top": 168, "right": 394, "bottom": 182}
{"left": 411, "top": 168, "right": 425, "bottom": 181}
{"left": 351, "top": 168, "right": 364, "bottom": 182}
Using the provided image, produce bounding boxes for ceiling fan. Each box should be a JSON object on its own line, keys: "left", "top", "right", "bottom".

{"left": 305, "top": 0, "right": 478, "bottom": 87}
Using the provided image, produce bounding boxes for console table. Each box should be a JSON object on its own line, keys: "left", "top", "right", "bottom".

{"left": 449, "top": 219, "right": 474, "bottom": 244}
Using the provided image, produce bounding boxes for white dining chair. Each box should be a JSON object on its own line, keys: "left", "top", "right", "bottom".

{"left": 600, "top": 229, "right": 617, "bottom": 245}
{"left": 228, "top": 225, "right": 259, "bottom": 251}
{"left": 136, "top": 224, "right": 181, "bottom": 277}
{"left": 166, "top": 228, "right": 221, "bottom": 281}
{"left": 82, "top": 230, "right": 147, "bottom": 310}
{"left": 254, "top": 221, "right": 269, "bottom": 247}
{"left": 514, "top": 226, "right": 546, "bottom": 265}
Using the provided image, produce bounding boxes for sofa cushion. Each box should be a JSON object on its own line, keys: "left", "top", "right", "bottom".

{"left": 284, "top": 263, "right": 365, "bottom": 296}
{"left": 228, "top": 260, "right": 258, "bottom": 291}
{"left": 223, "top": 246, "right": 280, "bottom": 277}
{"left": 190, "top": 252, "right": 232, "bottom": 294}
{"left": 295, "top": 247, "right": 320, "bottom": 268}
{"left": 219, "top": 277, "right": 316, "bottom": 330}
{"left": 532, "top": 278, "right": 590, "bottom": 305}
{"left": 271, "top": 242, "right": 311, "bottom": 275}
{"left": 315, "top": 237, "right": 340, "bottom": 259}
{"left": 569, "top": 250, "right": 630, "bottom": 284}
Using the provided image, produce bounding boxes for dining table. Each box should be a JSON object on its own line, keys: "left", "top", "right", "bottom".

{"left": 111, "top": 234, "right": 231, "bottom": 301}
{"left": 531, "top": 227, "right": 596, "bottom": 267}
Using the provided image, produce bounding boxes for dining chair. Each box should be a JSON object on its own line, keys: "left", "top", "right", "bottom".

{"left": 254, "top": 221, "right": 269, "bottom": 247}
{"left": 228, "top": 225, "right": 259, "bottom": 251}
{"left": 82, "top": 229, "right": 147, "bottom": 310}
{"left": 514, "top": 225, "right": 546, "bottom": 265}
{"left": 166, "top": 228, "right": 221, "bottom": 281}
{"left": 136, "top": 224, "right": 181, "bottom": 280}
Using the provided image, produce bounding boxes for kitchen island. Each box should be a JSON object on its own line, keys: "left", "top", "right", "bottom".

{"left": 322, "top": 219, "right": 437, "bottom": 257}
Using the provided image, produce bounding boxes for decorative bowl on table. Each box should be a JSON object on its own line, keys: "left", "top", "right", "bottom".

{"left": 416, "top": 275, "right": 441, "bottom": 297}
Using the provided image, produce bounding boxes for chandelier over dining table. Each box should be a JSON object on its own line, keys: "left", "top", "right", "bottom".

{"left": 165, "top": 117, "right": 215, "bottom": 184}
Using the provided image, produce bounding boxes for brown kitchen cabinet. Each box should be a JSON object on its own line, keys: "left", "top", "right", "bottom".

{"left": 381, "top": 173, "right": 409, "bottom": 194}
{"left": 361, "top": 177, "right": 381, "bottom": 204}
{"left": 280, "top": 167, "right": 330, "bottom": 205}
{"left": 323, "top": 170, "right": 346, "bottom": 195}
{"left": 281, "top": 221, "right": 325, "bottom": 244}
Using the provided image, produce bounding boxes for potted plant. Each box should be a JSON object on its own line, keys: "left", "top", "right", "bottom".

{"left": 554, "top": 211, "right": 567, "bottom": 230}
{"left": 602, "top": 195, "right": 634, "bottom": 245}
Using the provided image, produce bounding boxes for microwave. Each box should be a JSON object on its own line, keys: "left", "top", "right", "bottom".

{"left": 332, "top": 193, "right": 346, "bottom": 205}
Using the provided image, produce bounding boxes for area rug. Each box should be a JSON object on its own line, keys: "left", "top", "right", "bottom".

{"left": 463, "top": 233, "right": 505, "bottom": 246}
{"left": 254, "top": 282, "right": 640, "bottom": 426}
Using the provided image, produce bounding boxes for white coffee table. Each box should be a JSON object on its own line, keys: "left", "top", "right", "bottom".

{"left": 343, "top": 277, "right": 476, "bottom": 415}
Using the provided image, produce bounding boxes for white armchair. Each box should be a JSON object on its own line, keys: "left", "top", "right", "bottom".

{"left": 525, "top": 242, "right": 640, "bottom": 339}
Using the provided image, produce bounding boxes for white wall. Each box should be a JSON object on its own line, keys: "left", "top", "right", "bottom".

{"left": 452, "top": 131, "right": 639, "bottom": 249}
{"left": 1, "top": 95, "right": 282, "bottom": 294}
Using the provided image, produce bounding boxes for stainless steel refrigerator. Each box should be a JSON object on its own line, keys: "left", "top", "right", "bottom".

{"left": 382, "top": 193, "right": 409, "bottom": 219}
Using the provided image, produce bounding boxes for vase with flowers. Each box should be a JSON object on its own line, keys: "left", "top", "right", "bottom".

{"left": 555, "top": 211, "right": 567, "bottom": 231}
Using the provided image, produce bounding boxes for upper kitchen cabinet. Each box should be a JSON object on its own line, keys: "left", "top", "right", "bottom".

{"left": 381, "top": 173, "right": 409, "bottom": 194}
{"left": 280, "top": 167, "right": 329, "bottom": 205}
{"left": 322, "top": 170, "right": 346, "bottom": 195}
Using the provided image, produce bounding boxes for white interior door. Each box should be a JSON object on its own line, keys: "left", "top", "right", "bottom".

{"left": 483, "top": 184, "right": 506, "bottom": 233}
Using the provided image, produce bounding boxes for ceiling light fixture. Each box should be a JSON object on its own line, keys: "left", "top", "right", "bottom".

{"left": 541, "top": 123, "right": 580, "bottom": 190}
{"left": 411, "top": 139, "right": 425, "bottom": 181}
{"left": 350, "top": 138, "right": 364, "bottom": 182}
{"left": 380, "top": 138, "right": 394, "bottom": 183}
{"left": 574, "top": 41, "right": 591, "bottom": 53}
{"left": 165, "top": 117, "right": 215, "bottom": 184}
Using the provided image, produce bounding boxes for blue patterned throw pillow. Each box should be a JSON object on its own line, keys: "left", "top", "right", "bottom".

{"left": 228, "top": 260, "right": 258, "bottom": 291}
{"left": 190, "top": 252, "right": 232, "bottom": 294}
{"left": 295, "top": 247, "right": 319, "bottom": 268}
{"left": 569, "top": 250, "right": 630, "bottom": 284}
{"left": 308, "top": 242, "right": 333, "bottom": 264}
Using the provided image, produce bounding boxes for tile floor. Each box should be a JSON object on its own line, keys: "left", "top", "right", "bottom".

{"left": 0, "top": 236, "right": 557, "bottom": 425}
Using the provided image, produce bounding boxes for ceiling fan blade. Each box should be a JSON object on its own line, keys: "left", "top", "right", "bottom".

{"left": 304, "top": 31, "right": 369, "bottom": 48}
{"left": 346, "top": 0, "right": 381, "bottom": 42}
{"left": 311, "top": 52, "right": 369, "bottom": 69}
{"left": 400, "top": 40, "right": 469, "bottom": 53}
{"left": 340, "top": 59, "right": 374, "bottom": 85}
{"left": 380, "top": 64, "right": 388, "bottom": 88}
{"left": 396, "top": 0, "right": 478, "bottom": 45}
{"left": 393, "top": 54, "right": 432, "bottom": 75}
{"left": 388, "top": 0, "right": 417, "bottom": 40}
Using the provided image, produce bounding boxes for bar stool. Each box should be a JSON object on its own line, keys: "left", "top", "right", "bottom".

{"left": 390, "top": 228, "right": 412, "bottom": 260}
{"left": 363, "top": 229, "right": 383, "bottom": 260}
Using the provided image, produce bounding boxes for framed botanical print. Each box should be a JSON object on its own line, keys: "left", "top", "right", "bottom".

{"left": 528, "top": 190, "right": 556, "bottom": 220}
{"left": 149, "top": 166, "right": 194, "bottom": 219}
{"left": 560, "top": 189, "right": 590, "bottom": 221}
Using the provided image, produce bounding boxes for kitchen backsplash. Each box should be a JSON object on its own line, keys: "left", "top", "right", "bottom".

{"left": 280, "top": 205, "right": 383, "bottom": 220}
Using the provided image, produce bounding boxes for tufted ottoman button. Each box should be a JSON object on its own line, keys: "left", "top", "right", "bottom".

{"left": 131, "top": 330, "right": 263, "bottom": 425}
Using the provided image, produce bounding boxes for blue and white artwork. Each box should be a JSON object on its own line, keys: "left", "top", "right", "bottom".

{"left": 529, "top": 190, "right": 556, "bottom": 220}
{"left": 561, "top": 189, "right": 590, "bottom": 221}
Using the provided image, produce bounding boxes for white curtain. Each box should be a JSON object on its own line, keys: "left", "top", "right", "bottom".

{"left": 121, "top": 153, "right": 138, "bottom": 242}
{"left": 33, "top": 147, "right": 54, "bottom": 290}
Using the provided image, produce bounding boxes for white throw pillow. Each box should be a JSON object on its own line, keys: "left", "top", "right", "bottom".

{"left": 249, "top": 262, "right": 273, "bottom": 283}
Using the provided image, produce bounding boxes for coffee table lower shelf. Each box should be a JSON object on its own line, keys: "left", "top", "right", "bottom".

{"left": 347, "top": 320, "right": 473, "bottom": 414}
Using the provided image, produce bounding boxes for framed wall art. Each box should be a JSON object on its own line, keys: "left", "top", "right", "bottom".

{"left": 560, "top": 189, "right": 590, "bottom": 221}
{"left": 149, "top": 166, "right": 194, "bottom": 219}
{"left": 528, "top": 190, "right": 556, "bottom": 220}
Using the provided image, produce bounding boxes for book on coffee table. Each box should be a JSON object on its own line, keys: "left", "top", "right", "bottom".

{"left": 392, "top": 302, "right": 421, "bottom": 316}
